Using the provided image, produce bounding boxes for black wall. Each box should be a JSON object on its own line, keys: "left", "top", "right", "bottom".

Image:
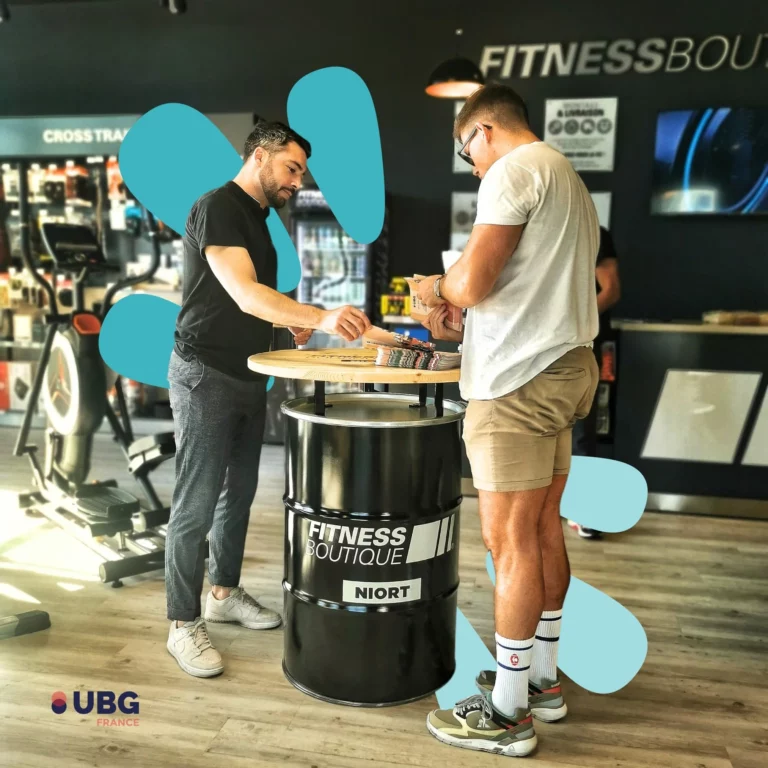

{"left": 1, "top": 0, "right": 766, "bottom": 319}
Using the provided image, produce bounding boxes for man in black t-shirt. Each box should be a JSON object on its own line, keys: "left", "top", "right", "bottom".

{"left": 568, "top": 225, "right": 621, "bottom": 539}
{"left": 166, "top": 121, "right": 371, "bottom": 678}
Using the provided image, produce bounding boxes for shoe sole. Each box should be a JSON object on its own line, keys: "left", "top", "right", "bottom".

{"left": 166, "top": 644, "right": 224, "bottom": 678}
{"left": 531, "top": 703, "right": 568, "bottom": 722}
{"left": 204, "top": 616, "right": 282, "bottom": 630}
{"left": 426, "top": 715, "right": 537, "bottom": 757}
{"left": 475, "top": 682, "right": 568, "bottom": 722}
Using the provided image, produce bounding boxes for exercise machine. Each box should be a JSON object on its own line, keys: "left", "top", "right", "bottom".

{"left": 101, "top": 217, "right": 175, "bottom": 533}
{"left": 0, "top": 610, "right": 50, "bottom": 640}
{"left": 105, "top": 379, "right": 175, "bottom": 532}
{"left": 13, "top": 173, "right": 175, "bottom": 586}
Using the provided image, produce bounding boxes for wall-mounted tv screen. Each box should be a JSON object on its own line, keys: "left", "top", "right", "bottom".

{"left": 651, "top": 108, "right": 768, "bottom": 215}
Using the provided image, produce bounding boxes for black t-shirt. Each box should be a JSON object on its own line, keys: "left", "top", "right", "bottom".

{"left": 596, "top": 226, "right": 617, "bottom": 340}
{"left": 174, "top": 181, "right": 277, "bottom": 380}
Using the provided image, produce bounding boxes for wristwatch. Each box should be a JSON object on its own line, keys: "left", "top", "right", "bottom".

{"left": 434, "top": 275, "right": 445, "bottom": 300}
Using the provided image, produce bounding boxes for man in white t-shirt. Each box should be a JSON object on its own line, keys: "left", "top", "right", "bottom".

{"left": 417, "top": 84, "right": 599, "bottom": 757}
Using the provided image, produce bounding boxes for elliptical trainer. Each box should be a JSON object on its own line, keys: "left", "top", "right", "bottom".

{"left": 12, "top": 164, "right": 174, "bottom": 586}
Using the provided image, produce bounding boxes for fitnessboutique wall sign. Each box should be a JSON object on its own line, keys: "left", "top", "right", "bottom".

{"left": 0, "top": 115, "right": 138, "bottom": 157}
{"left": 480, "top": 34, "right": 768, "bottom": 79}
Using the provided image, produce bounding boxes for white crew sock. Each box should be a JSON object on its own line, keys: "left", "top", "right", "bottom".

{"left": 530, "top": 610, "right": 562, "bottom": 685}
{"left": 491, "top": 632, "right": 534, "bottom": 717}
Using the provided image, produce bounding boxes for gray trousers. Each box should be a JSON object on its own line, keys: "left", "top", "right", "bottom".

{"left": 165, "top": 350, "right": 267, "bottom": 622}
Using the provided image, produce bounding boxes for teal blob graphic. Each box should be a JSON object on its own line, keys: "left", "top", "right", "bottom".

{"left": 118, "top": 103, "right": 300, "bottom": 293}
{"left": 101, "top": 294, "right": 275, "bottom": 392}
{"left": 436, "top": 609, "right": 495, "bottom": 708}
{"left": 485, "top": 551, "right": 648, "bottom": 696}
{"left": 100, "top": 294, "right": 179, "bottom": 388}
{"left": 266, "top": 211, "right": 301, "bottom": 294}
{"left": 288, "top": 68, "right": 385, "bottom": 244}
{"left": 118, "top": 103, "right": 240, "bottom": 234}
{"left": 564, "top": 457, "right": 648, "bottom": 532}
{"left": 560, "top": 576, "right": 648, "bottom": 694}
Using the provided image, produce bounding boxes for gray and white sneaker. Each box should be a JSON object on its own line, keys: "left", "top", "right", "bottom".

{"left": 167, "top": 618, "right": 224, "bottom": 678}
{"left": 476, "top": 670, "right": 568, "bottom": 722}
{"left": 204, "top": 585, "right": 282, "bottom": 630}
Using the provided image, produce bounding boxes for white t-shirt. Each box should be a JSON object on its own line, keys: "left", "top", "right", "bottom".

{"left": 459, "top": 141, "right": 599, "bottom": 401}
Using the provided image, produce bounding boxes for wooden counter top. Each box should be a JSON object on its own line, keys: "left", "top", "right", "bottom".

{"left": 612, "top": 321, "right": 768, "bottom": 336}
{"left": 248, "top": 348, "right": 461, "bottom": 384}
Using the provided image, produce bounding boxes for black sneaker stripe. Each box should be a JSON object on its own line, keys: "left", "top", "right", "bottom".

{"left": 497, "top": 661, "right": 531, "bottom": 671}
{"left": 534, "top": 635, "right": 560, "bottom": 642}
{"left": 539, "top": 616, "right": 562, "bottom": 621}
{"left": 489, "top": 703, "right": 531, "bottom": 728}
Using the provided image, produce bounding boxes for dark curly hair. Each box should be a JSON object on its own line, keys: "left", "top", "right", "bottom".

{"left": 243, "top": 119, "right": 312, "bottom": 161}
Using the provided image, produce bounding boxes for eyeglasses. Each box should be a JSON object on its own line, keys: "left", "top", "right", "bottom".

{"left": 456, "top": 124, "right": 489, "bottom": 167}
{"left": 456, "top": 126, "right": 478, "bottom": 166}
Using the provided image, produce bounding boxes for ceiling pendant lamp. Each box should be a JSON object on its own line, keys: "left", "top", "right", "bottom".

{"left": 426, "top": 29, "right": 485, "bottom": 98}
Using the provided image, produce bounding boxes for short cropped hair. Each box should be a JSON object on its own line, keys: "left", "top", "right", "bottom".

{"left": 454, "top": 84, "right": 529, "bottom": 141}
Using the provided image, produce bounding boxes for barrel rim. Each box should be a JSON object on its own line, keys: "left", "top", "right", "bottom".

{"left": 284, "top": 497, "right": 463, "bottom": 522}
{"left": 281, "top": 392, "right": 465, "bottom": 428}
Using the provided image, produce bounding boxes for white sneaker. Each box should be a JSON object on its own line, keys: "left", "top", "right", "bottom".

{"left": 567, "top": 520, "right": 602, "bottom": 539}
{"left": 204, "top": 585, "right": 282, "bottom": 630}
{"left": 167, "top": 618, "right": 224, "bottom": 678}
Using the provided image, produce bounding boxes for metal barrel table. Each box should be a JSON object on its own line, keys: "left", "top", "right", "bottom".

{"left": 249, "top": 348, "right": 464, "bottom": 707}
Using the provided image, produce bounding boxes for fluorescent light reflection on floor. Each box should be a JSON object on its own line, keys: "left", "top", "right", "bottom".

{"left": 0, "top": 561, "right": 100, "bottom": 583}
{"left": 56, "top": 582, "right": 85, "bottom": 593}
{"left": 1, "top": 501, "right": 103, "bottom": 577}
{"left": 0, "top": 583, "right": 41, "bottom": 605}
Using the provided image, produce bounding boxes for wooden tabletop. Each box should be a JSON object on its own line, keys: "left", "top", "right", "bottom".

{"left": 248, "top": 348, "right": 461, "bottom": 384}
{"left": 612, "top": 320, "right": 768, "bottom": 336}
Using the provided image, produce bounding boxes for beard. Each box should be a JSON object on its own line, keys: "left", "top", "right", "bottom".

{"left": 259, "top": 159, "right": 291, "bottom": 209}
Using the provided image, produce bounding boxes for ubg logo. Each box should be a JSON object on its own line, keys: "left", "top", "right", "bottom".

{"left": 51, "top": 690, "right": 139, "bottom": 715}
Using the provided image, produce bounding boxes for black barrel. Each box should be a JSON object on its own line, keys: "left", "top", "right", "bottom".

{"left": 282, "top": 391, "right": 465, "bottom": 707}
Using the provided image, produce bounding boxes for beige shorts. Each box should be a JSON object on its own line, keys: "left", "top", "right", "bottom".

{"left": 463, "top": 346, "right": 599, "bottom": 492}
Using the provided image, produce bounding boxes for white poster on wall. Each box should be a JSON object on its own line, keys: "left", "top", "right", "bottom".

{"left": 545, "top": 97, "right": 618, "bottom": 172}
{"left": 453, "top": 101, "right": 473, "bottom": 174}
{"left": 450, "top": 192, "right": 477, "bottom": 250}
{"left": 590, "top": 192, "right": 612, "bottom": 229}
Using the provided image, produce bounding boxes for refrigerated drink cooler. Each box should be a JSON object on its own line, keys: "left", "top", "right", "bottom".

{"left": 291, "top": 187, "right": 387, "bottom": 350}
{"left": 263, "top": 188, "right": 389, "bottom": 444}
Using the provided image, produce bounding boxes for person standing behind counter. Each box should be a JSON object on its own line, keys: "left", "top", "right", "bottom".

{"left": 568, "top": 225, "right": 621, "bottom": 540}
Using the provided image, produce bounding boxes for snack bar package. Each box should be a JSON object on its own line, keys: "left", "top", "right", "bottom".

{"left": 406, "top": 274, "right": 464, "bottom": 333}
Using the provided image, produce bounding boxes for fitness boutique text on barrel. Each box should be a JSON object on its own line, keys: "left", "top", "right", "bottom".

{"left": 249, "top": 348, "right": 464, "bottom": 706}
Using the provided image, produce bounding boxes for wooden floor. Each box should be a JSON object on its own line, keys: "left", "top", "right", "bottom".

{"left": 0, "top": 428, "right": 766, "bottom": 768}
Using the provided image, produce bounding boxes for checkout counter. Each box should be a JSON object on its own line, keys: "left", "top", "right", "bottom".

{"left": 613, "top": 320, "right": 768, "bottom": 520}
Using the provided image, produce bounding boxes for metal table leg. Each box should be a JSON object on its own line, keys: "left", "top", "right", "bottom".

{"left": 314, "top": 380, "right": 325, "bottom": 416}
{"left": 411, "top": 384, "right": 429, "bottom": 409}
{"left": 435, "top": 383, "right": 444, "bottom": 417}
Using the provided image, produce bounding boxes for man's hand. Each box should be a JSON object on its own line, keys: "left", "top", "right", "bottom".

{"left": 319, "top": 305, "right": 371, "bottom": 342}
{"left": 416, "top": 275, "right": 445, "bottom": 309}
{"left": 422, "top": 305, "right": 464, "bottom": 343}
{"left": 596, "top": 257, "right": 621, "bottom": 314}
{"left": 288, "top": 327, "right": 313, "bottom": 346}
